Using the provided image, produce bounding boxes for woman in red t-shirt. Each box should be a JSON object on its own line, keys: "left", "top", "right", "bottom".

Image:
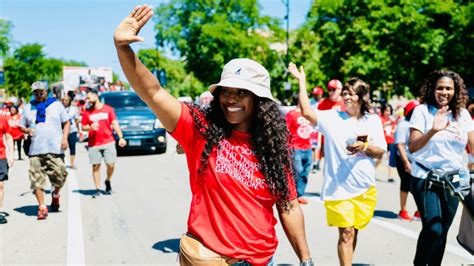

{"left": 379, "top": 103, "right": 397, "bottom": 182}
{"left": 114, "top": 5, "right": 312, "bottom": 265}
{"left": 8, "top": 106, "right": 24, "bottom": 160}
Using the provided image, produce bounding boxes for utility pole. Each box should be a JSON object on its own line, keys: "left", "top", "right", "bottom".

{"left": 286, "top": 0, "right": 289, "bottom": 65}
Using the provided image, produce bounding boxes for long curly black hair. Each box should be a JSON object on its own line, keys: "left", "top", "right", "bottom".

{"left": 419, "top": 70, "right": 467, "bottom": 120}
{"left": 185, "top": 88, "right": 294, "bottom": 211}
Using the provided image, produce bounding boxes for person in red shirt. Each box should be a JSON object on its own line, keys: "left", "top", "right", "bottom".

{"left": 378, "top": 103, "right": 397, "bottom": 182}
{"left": 0, "top": 116, "right": 14, "bottom": 224}
{"left": 286, "top": 105, "right": 313, "bottom": 205}
{"left": 317, "top": 79, "right": 345, "bottom": 112}
{"left": 7, "top": 106, "right": 25, "bottom": 160}
{"left": 114, "top": 5, "right": 312, "bottom": 265}
{"left": 81, "top": 89, "right": 126, "bottom": 197}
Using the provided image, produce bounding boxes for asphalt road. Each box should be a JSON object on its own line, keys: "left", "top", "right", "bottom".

{"left": 1, "top": 135, "right": 472, "bottom": 265}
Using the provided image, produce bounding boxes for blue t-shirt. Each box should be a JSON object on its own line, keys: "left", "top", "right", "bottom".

{"left": 20, "top": 101, "right": 69, "bottom": 155}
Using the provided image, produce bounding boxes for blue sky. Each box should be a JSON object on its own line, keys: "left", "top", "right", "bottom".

{"left": 1, "top": 0, "right": 312, "bottom": 80}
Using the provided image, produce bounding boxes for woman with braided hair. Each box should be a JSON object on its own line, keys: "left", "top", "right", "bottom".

{"left": 114, "top": 4, "right": 311, "bottom": 265}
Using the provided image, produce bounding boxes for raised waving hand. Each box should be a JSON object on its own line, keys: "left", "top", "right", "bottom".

{"left": 288, "top": 63, "right": 318, "bottom": 125}
{"left": 114, "top": 4, "right": 154, "bottom": 46}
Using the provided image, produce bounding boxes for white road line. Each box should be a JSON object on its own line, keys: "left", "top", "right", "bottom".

{"left": 67, "top": 169, "right": 85, "bottom": 265}
{"left": 306, "top": 195, "right": 474, "bottom": 261}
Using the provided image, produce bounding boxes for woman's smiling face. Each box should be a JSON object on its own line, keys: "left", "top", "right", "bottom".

{"left": 434, "top": 76, "right": 455, "bottom": 108}
{"left": 219, "top": 87, "right": 256, "bottom": 132}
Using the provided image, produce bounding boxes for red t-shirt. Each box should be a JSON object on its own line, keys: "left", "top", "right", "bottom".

{"left": 0, "top": 116, "right": 12, "bottom": 160}
{"left": 380, "top": 115, "right": 396, "bottom": 144}
{"left": 8, "top": 114, "right": 24, "bottom": 140}
{"left": 317, "top": 98, "right": 346, "bottom": 111}
{"left": 171, "top": 104, "right": 296, "bottom": 265}
{"left": 81, "top": 104, "right": 117, "bottom": 147}
{"left": 286, "top": 109, "right": 312, "bottom": 150}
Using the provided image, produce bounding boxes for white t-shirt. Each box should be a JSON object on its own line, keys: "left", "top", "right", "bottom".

{"left": 20, "top": 101, "right": 69, "bottom": 155}
{"left": 394, "top": 119, "right": 413, "bottom": 161}
{"left": 317, "top": 109, "right": 387, "bottom": 201}
{"left": 65, "top": 106, "right": 79, "bottom": 133}
{"left": 410, "top": 104, "right": 473, "bottom": 179}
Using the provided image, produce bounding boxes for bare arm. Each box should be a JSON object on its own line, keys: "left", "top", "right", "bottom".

{"left": 396, "top": 143, "right": 411, "bottom": 173}
{"left": 114, "top": 4, "right": 181, "bottom": 132}
{"left": 347, "top": 141, "right": 385, "bottom": 159}
{"left": 467, "top": 131, "right": 474, "bottom": 170}
{"left": 61, "top": 120, "right": 70, "bottom": 150}
{"left": 288, "top": 63, "right": 318, "bottom": 126}
{"left": 5, "top": 133, "right": 14, "bottom": 167}
{"left": 409, "top": 106, "right": 450, "bottom": 153}
{"left": 112, "top": 120, "right": 127, "bottom": 147}
{"left": 277, "top": 199, "right": 311, "bottom": 262}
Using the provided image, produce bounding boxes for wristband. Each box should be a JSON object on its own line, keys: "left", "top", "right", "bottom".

{"left": 362, "top": 142, "right": 369, "bottom": 152}
{"left": 300, "top": 258, "right": 313, "bottom": 266}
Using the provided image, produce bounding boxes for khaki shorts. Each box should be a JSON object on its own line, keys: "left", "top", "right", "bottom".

{"left": 29, "top": 154, "right": 67, "bottom": 190}
{"left": 88, "top": 142, "right": 117, "bottom": 165}
{"left": 324, "top": 186, "right": 377, "bottom": 230}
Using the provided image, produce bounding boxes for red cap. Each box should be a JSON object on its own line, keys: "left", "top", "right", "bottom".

{"left": 404, "top": 100, "right": 420, "bottom": 116}
{"left": 312, "top": 86, "right": 324, "bottom": 95}
{"left": 327, "top": 79, "right": 342, "bottom": 90}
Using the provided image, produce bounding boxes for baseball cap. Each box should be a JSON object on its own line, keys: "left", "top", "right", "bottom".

{"left": 404, "top": 100, "right": 420, "bottom": 116}
{"left": 312, "top": 86, "right": 324, "bottom": 95}
{"left": 327, "top": 79, "right": 342, "bottom": 90}
{"left": 31, "top": 81, "right": 47, "bottom": 92}
{"left": 209, "top": 58, "right": 274, "bottom": 101}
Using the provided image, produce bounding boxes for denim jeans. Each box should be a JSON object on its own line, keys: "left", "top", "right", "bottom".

{"left": 410, "top": 177, "right": 459, "bottom": 265}
{"left": 292, "top": 149, "right": 313, "bottom": 197}
{"left": 233, "top": 257, "right": 274, "bottom": 266}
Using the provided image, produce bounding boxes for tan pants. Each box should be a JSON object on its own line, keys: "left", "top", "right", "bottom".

{"left": 179, "top": 234, "right": 240, "bottom": 266}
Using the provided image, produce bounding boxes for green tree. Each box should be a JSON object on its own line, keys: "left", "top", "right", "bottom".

{"left": 138, "top": 49, "right": 204, "bottom": 98}
{"left": 4, "top": 44, "right": 88, "bottom": 98}
{"left": 154, "top": 0, "right": 286, "bottom": 99}
{"left": 0, "top": 19, "right": 13, "bottom": 58}
{"left": 4, "top": 44, "right": 46, "bottom": 98}
{"left": 293, "top": 0, "right": 473, "bottom": 98}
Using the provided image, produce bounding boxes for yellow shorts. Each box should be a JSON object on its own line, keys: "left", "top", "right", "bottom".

{"left": 324, "top": 186, "right": 377, "bottom": 230}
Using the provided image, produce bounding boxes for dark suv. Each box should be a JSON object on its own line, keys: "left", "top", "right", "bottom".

{"left": 100, "top": 91, "right": 167, "bottom": 154}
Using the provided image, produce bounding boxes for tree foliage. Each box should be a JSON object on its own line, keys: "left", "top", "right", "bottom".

{"left": 138, "top": 48, "right": 204, "bottom": 98}
{"left": 0, "top": 19, "right": 13, "bottom": 58}
{"left": 293, "top": 0, "right": 473, "bottom": 98}
{"left": 3, "top": 44, "right": 88, "bottom": 99}
{"left": 154, "top": 0, "right": 287, "bottom": 98}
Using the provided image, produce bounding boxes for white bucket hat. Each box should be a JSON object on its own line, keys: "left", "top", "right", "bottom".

{"left": 209, "top": 58, "right": 274, "bottom": 101}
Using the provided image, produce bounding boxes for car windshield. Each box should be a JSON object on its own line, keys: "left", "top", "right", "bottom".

{"left": 102, "top": 94, "right": 148, "bottom": 109}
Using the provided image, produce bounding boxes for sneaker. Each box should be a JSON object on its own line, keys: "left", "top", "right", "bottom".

{"left": 398, "top": 210, "right": 412, "bottom": 221}
{"left": 92, "top": 189, "right": 101, "bottom": 198}
{"left": 37, "top": 205, "right": 48, "bottom": 220}
{"left": 412, "top": 211, "right": 421, "bottom": 221}
{"left": 104, "top": 180, "right": 112, "bottom": 194}
{"left": 0, "top": 213, "right": 7, "bottom": 224}
{"left": 298, "top": 197, "right": 308, "bottom": 205}
{"left": 51, "top": 193, "right": 60, "bottom": 212}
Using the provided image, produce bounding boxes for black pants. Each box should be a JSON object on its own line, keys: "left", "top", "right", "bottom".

{"left": 14, "top": 139, "right": 22, "bottom": 159}
{"left": 411, "top": 177, "right": 459, "bottom": 265}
